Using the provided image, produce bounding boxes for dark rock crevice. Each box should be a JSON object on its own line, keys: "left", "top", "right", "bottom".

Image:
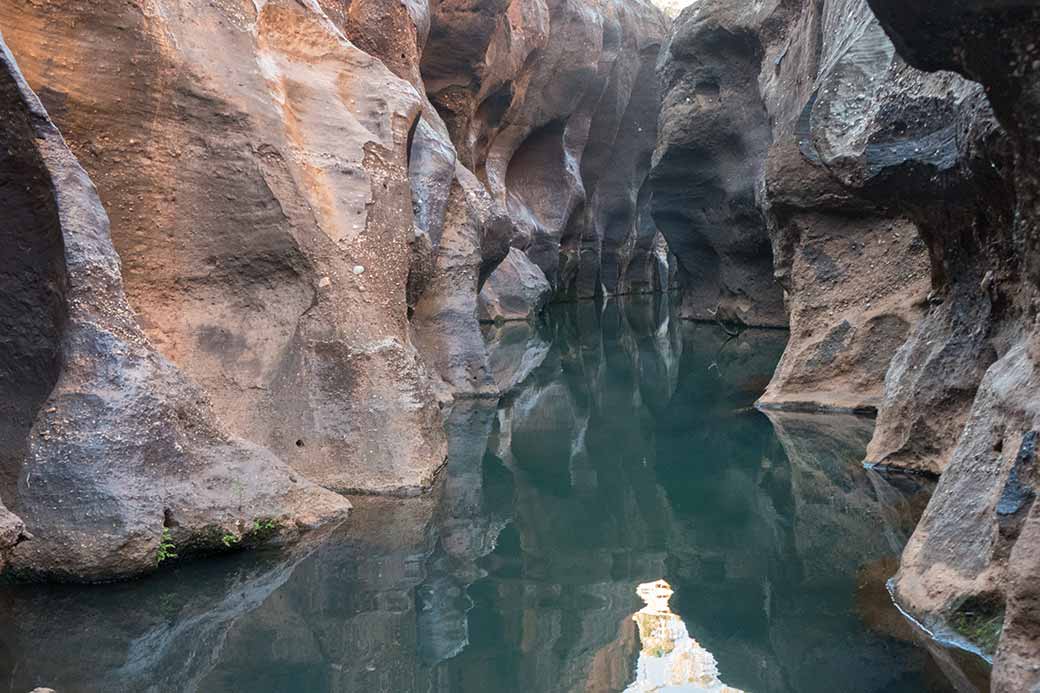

{"left": 0, "top": 50, "right": 67, "bottom": 512}
{"left": 649, "top": 11, "right": 786, "bottom": 327}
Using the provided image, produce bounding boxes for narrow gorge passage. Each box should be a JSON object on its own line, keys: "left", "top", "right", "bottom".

{"left": 2, "top": 0, "right": 1040, "bottom": 689}
{"left": 0, "top": 301, "right": 987, "bottom": 692}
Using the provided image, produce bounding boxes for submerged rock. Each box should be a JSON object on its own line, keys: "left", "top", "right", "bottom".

{"left": 0, "top": 36, "right": 349, "bottom": 581}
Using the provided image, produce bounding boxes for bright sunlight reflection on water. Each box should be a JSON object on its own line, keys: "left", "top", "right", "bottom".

{"left": 627, "top": 579, "right": 743, "bottom": 693}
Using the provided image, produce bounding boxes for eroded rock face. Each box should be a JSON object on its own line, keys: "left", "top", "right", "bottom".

{"left": 0, "top": 36, "right": 349, "bottom": 581}
{"left": 2, "top": 0, "right": 671, "bottom": 499}
{"left": 761, "top": 6, "right": 1002, "bottom": 420}
{"left": 859, "top": 0, "right": 1040, "bottom": 683}
{"left": 649, "top": 1, "right": 786, "bottom": 327}
{"left": 0, "top": 0, "right": 449, "bottom": 494}
{"left": 658, "top": 0, "right": 985, "bottom": 417}
{"left": 478, "top": 247, "right": 553, "bottom": 323}
{"left": 656, "top": 0, "right": 1040, "bottom": 673}
{"left": 0, "top": 0, "right": 671, "bottom": 578}
{"left": 653, "top": 0, "right": 1016, "bottom": 427}
{"left": 424, "top": 0, "right": 670, "bottom": 300}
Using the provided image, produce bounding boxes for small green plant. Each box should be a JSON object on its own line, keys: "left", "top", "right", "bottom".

{"left": 221, "top": 532, "right": 241, "bottom": 549}
{"left": 157, "top": 528, "right": 178, "bottom": 564}
{"left": 250, "top": 517, "right": 281, "bottom": 541}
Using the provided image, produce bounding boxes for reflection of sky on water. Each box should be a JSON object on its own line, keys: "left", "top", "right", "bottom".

{"left": 627, "top": 580, "right": 744, "bottom": 693}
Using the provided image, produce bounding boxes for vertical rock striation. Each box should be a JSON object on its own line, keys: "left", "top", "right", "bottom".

{"left": 423, "top": 0, "right": 671, "bottom": 304}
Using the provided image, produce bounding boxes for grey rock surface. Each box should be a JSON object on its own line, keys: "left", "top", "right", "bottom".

{"left": 654, "top": 0, "right": 1040, "bottom": 674}
{"left": 863, "top": 0, "right": 1040, "bottom": 683}
{"left": 649, "top": 0, "right": 787, "bottom": 327}
{"left": 478, "top": 248, "right": 554, "bottom": 324}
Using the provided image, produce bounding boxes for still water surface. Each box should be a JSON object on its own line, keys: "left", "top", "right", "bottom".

{"left": 0, "top": 298, "right": 989, "bottom": 692}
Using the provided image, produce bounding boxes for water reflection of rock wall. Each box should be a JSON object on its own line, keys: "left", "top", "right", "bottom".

{"left": 0, "top": 530, "right": 341, "bottom": 692}
{"left": 0, "top": 299, "right": 972, "bottom": 692}
{"left": 651, "top": 329, "right": 953, "bottom": 693}
{"left": 446, "top": 297, "right": 683, "bottom": 692}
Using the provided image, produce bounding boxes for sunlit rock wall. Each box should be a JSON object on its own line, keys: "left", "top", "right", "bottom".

{"left": 0, "top": 35, "right": 349, "bottom": 581}
{"left": 0, "top": 0, "right": 674, "bottom": 581}
{"left": 1, "top": 0, "right": 450, "bottom": 494}
{"left": 0, "top": 0, "right": 670, "bottom": 524}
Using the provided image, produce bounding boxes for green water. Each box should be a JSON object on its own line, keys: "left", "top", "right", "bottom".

{"left": 0, "top": 297, "right": 988, "bottom": 692}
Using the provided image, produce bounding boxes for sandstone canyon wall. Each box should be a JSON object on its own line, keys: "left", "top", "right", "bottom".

{"left": 0, "top": 0, "right": 668, "bottom": 580}
{"left": 654, "top": 0, "right": 1040, "bottom": 685}
{"left": 0, "top": 34, "right": 350, "bottom": 580}
{"left": 861, "top": 4, "right": 1040, "bottom": 690}
{"left": 649, "top": 2, "right": 788, "bottom": 327}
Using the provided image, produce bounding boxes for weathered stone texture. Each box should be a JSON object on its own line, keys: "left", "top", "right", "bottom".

{"left": 656, "top": 0, "right": 1040, "bottom": 676}
{"left": 478, "top": 247, "right": 553, "bottom": 323}
{"left": 649, "top": 0, "right": 787, "bottom": 327}
{"left": 0, "top": 0, "right": 669, "bottom": 497}
{"left": 862, "top": 1, "right": 1040, "bottom": 685}
{"left": 0, "top": 0, "right": 670, "bottom": 579}
{"left": 1, "top": 0, "right": 449, "bottom": 494}
{"left": 424, "top": 0, "right": 670, "bottom": 301}
{"left": 0, "top": 34, "right": 350, "bottom": 580}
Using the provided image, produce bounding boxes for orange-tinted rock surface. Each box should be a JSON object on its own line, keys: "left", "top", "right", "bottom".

{"left": 0, "top": 0, "right": 669, "bottom": 578}
{"left": 0, "top": 34, "right": 350, "bottom": 580}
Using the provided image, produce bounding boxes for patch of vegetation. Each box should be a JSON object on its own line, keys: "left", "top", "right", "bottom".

{"left": 250, "top": 517, "right": 282, "bottom": 541}
{"left": 157, "top": 528, "right": 178, "bottom": 564}
{"left": 951, "top": 594, "right": 1005, "bottom": 655}
{"left": 221, "top": 532, "right": 241, "bottom": 549}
